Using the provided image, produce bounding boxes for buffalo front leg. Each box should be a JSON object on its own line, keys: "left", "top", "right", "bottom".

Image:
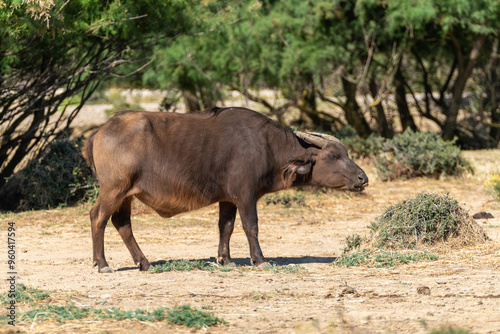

{"left": 238, "top": 200, "right": 265, "bottom": 266}
{"left": 111, "top": 197, "right": 150, "bottom": 271}
{"left": 217, "top": 201, "right": 237, "bottom": 265}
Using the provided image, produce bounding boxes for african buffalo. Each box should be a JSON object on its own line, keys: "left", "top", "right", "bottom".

{"left": 84, "top": 107, "right": 368, "bottom": 273}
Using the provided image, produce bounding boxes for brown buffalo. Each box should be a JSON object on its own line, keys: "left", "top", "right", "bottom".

{"left": 84, "top": 107, "right": 368, "bottom": 273}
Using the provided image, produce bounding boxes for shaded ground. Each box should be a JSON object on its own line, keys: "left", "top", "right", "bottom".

{"left": 1, "top": 151, "right": 500, "bottom": 333}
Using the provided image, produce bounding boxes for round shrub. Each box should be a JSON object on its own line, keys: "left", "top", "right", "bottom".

{"left": 19, "top": 137, "right": 98, "bottom": 209}
{"left": 370, "top": 193, "right": 488, "bottom": 249}
{"left": 342, "top": 133, "right": 385, "bottom": 159}
{"left": 374, "top": 129, "right": 473, "bottom": 180}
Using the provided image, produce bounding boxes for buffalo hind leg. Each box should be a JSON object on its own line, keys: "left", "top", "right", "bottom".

{"left": 217, "top": 202, "right": 237, "bottom": 265}
{"left": 238, "top": 199, "right": 266, "bottom": 266}
{"left": 90, "top": 197, "right": 116, "bottom": 273}
{"left": 111, "top": 197, "right": 151, "bottom": 271}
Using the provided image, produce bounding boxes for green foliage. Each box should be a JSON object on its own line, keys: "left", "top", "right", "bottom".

{"left": 429, "top": 327, "right": 473, "bottom": 334}
{"left": 370, "top": 193, "right": 487, "bottom": 249}
{"left": 14, "top": 302, "right": 226, "bottom": 327}
{"left": 18, "top": 137, "right": 98, "bottom": 209}
{"left": 166, "top": 305, "right": 227, "bottom": 328}
{"left": 372, "top": 251, "right": 439, "bottom": 268}
{"left": 335, "top": 250, "right": 438, "bottom": 268}
{"left": 0, "top": 0, "right": 191, "bottom": 188}
{"left": 343, "top": 233, "right": 363, "bottom": 253}
{"left": 1, "top": 284, "right": 50, "bottom": 304}
{"left": 149, "top": 259, "right": 214, "bottom": 273}
{"left": 335, "top": 192, "right": 488, "bottom": 268}
{"left": 264, "top": 192, "right": 306, "bottom": 208}
{"left": 335, "top": 249, "right": 372, "bottom": 267}
{"left": 374, "top": 130, "right": 473, "bottom": 181}
{"left": 264, "top": 264, "right": 305, "bottom": 274}
{"left": 342, "top": 134, "right": 385, "bottom": 159}
{"left": 329, "top": 126, "right": 358, "bottom": 140}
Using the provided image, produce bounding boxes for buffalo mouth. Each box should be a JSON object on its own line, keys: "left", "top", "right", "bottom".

{"left": 350, "top": 181, "right": 369, "bottom": 192}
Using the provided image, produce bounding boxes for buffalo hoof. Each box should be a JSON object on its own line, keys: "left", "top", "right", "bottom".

{"left": 99, "top": 266, "right": 114, "bottom": 273}
{"left": 139, "top": 262, "right": 151, "bottom": 271}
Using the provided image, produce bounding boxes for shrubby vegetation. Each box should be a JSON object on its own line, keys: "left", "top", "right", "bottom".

{"left": 335, "top": 193, "right": 488, "bottom": 267}
{"left": 374, "top": 130, "right": 473, "bottom": 181}
{"left": 370, "top": 193, "right": 487, "bottom": 249}
{"left": 342, "top": 129, "right": 473, "bottom": 180}
{"left": 16, "top": 137, "right": 97, "bottom": 210}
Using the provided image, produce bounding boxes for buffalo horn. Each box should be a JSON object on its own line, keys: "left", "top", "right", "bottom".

{"left": 294, "top": 131, "right": 340, "bottom": 148}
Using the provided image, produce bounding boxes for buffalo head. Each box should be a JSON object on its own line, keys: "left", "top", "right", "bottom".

{"left": 293, "top": 131, "right": 368, "bottom": 191}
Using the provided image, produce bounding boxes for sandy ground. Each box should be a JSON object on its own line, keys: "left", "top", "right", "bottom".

{"left": 1, "top": 152, "right": 500, "bottom": 333}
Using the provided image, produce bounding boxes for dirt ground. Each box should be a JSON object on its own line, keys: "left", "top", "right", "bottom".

{"left": 1, "top": 150, "right": 500, "bottom": 333}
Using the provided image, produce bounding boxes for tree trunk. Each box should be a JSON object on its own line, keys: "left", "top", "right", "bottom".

{"left": 182, "top": 90, "right": 201, "bottom": 113}
{"left": 369, "top": 77, "right": 393, "bottom": 138}
{"left": 486, "top": 39, "right": 500, "bottom": 145}
{"left": 341, "top": 75, "right": 371, "bottom": 138}
{"left": 394, "top": 65, "right": 417, "bottom": 132}
{"left": 443, "top": 34, "right": 487, "bottom": 140}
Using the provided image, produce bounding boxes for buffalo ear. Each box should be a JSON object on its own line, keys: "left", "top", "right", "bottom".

{"left": 282, "top": 160, "right": 312, "bottom": 188}
{"left": 296, "top": 163, "right": 311, "bottom": 175}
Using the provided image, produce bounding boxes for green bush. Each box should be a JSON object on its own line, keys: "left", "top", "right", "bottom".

{"left": 342, "top": 134, "right": 385, "bottom": 159}
{"left": 374, "top": 129, "right": 473, "bottom": 181}
{"left": 19, "top": 137, "right": 98, "bottom": 209}
{"left": 334, "top": 193, "right": 489, "bottom": 268}
{"left": 370, "top": 193, "right": 488, "bottom": 249}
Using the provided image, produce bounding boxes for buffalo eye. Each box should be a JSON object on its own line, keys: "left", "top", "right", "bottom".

{"left": 328, "top": 153, "right": 340, "bottom": 161}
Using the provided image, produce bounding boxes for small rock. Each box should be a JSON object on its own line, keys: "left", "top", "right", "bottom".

{"left": 417, "top": 286, "right": 431, "bottom": 295}
{"left": 472, "top": 212, "right": 494, "bottom": 219}
{"left": 339, "top": 286, "right": 357, "bottom": 297}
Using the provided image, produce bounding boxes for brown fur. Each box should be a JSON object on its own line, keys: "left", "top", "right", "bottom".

{"left": 85, "top": 107, "right": 368, "bottom": 272}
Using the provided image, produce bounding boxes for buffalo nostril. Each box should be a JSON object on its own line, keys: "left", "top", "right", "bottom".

{"left": 358, "top": 174, "right": 368, "bottom": 184}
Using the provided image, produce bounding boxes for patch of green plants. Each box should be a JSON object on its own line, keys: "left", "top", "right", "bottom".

{"left": 429, "top": 326, "right": 472, "bottom": 334}
{"left": 342, "top": 133, "right": 385, "bottom": 159}
{"left": 334, "top": 193, "right": 489, "bottom": 268}
{"left": 374, "top": 129, "right": 473, "bottom": 181}
{"left": 264, "top": 263, "right": 305, "bottom": 274}
{"left": 164, "top": 305, "right": 226, "bottom": 328}
{"left": 335, "top": 250, "right": 438, "bottom": 268}
{"left": 370, "top": 193, "right": 488, "bottom": 249}
{"left": 343, "top": 233, "right": 362, "bottom": 253}
{"left": 13, "top": 302, "right": 225, "bottom": 328}
{"left": 15, "top": 137, "right": 98, "bottom": 210}
{"left": 373, "top": 251, "right": 438, "bottom": 267}
{"left": 1, "top": 284, "right": 50, "bottom": 304}
{"left": 264, "top": 191, "right": 306, "bottom": 208}
{"left": 335, "top": 249, "right": 372, "bottom": 267}
{"left": 149, "top": 259, "right": 215, "bottom": 273}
